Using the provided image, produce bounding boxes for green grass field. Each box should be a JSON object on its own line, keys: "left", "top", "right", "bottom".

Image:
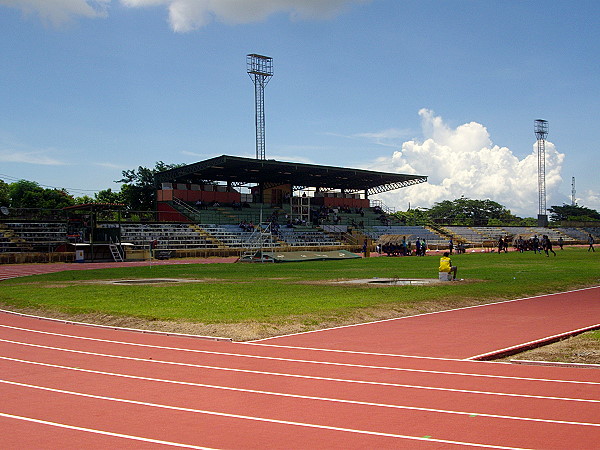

{"left": 1, "top": 248, "right": 598, "bottom": 332}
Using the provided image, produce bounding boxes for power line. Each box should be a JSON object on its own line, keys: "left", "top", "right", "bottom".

{"left": 0, "top": 173, "right": 107, "bottom": 194}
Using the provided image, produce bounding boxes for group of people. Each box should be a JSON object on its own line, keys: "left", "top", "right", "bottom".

{"left": 512, "top": 235, "right": 557, "bottom": 255}
{"left": 308, "top": 205, "right": 367, "bottom": 226}
{"left": 376, "top": 237, "right": 428, "bottom": 257}
{"left": 447, "top": 238, "right": 466, "bottom": 254}
{"left": 238, "top": 220, "right": 255, "bottom": 232}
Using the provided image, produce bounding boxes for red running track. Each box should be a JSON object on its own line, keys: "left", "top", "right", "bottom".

{"left": 0, "top": 304, "right": 599, "bottom": 449}
{"left": 256, "top": 286, "right": 600, "bottom": 360}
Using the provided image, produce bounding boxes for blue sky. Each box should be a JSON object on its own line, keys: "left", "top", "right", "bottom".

{"left": 0, "top": 0, "right": 598, "bottom": 216}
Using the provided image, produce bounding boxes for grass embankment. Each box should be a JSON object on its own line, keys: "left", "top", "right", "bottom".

{"left": 0, "top": 247, "right": 598, "bottom": 341}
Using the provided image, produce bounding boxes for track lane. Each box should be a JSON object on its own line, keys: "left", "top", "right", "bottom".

{"left": 1, "top": 380, "right": 509, "bottom": 450}
{"left": 1, "top": 312, "right": 597, "bottom": 383}
{"left": 2, "top": 369, "right": 599, "bottom": 450}
{"left": 256, "top": 287, "right": 600, "bottom": 358}
{"left": 1, "top": 354, "right": 599, "bottom": 427}
{"left": 1, "top": 290, "right": 599, "bottom": 448}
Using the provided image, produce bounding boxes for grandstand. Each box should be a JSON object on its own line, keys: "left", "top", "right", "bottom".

{"left": 120, "top": 223, "right": 217, "bottom": 251}
{"left": 441, "top": 225, "right": 582, "bottom": 247}
{"left": 0, "top": 222, "right": 67, "bottom": 252}
{"left": 1, "top": 155, "right": 598, "bottom": 263}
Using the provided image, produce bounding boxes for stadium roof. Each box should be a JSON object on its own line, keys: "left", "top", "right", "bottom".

{"left": 154, "top": 155, "right": 427, "bottom": 195}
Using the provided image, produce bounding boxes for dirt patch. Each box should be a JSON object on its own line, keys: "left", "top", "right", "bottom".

{"left": 0, "top": 296, "right": 501, "bottom": 342}
{"left": 496, "top": 330, "right": 600, "bottom": 365}
{"left": 299, "top": 278, "right": 481, "bottom": 287}
{"left": 106, "top": 278, "right": 206, "bottom": 285}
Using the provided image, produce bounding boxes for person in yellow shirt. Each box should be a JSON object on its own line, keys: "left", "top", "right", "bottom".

{"left": 439, "top": 252, "right": 457, "bottom": 281}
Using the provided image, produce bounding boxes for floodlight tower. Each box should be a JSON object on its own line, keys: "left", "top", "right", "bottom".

{"left": 534, "top": 119, "right": 549, "bottom": 226}
{"left": 247, "top": 54, "right": 273, "bottom": 160}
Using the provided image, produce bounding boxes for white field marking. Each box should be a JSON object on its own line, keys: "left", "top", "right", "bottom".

{"left": 0, "top": 412, "right": 214, "bottom": 449}
{"left": 244, "top": 340, "right": 513, "bottom": 362}
{"left": 466, "top": 324, "right": 600, "bottom": 361}
{"left": 512, "top": 360, "right": 600, "bottom": 370}
{"left": 2, "top": 340, "right": 600, "bottom": 400}
{"left": 2, "top": 356, "right": 599, "bottom": 426}
{"left": 0, "top": 309, "right": 232, "bottom": 342}
{"left": 248, "top": 285, "right": 600, "bottom": 342}
{"left": 0, "top": 379, "right": 535, "bottom": 450}
{"left": 1, "top": 357, "right": 598, "bottom": 407}
{"left": 0, "top": 322, "right": 464, "bottom": 362}
{"left": 1, "top": 326, "right": 598, "bottom": 385}
{"left": 1, "top": 329, "right": 599, "bottom": 387}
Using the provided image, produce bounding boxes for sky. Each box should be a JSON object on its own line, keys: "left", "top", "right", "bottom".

{"left": 0, "top": 0, "right": 598, "bottom": 217}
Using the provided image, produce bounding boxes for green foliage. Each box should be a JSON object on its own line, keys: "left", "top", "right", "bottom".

{"left": 426, "top": 197, "right": 520, "bottom": 225}
{"left": 393, "top": 208, "right": 430, "bottom": 225}
{"left": 74, "top": 195, "right": 95, "bottom": 204}
{"left": 94, "top": 188, "right": 123, "bottom": 204}
{"left": 548, "top": 204, "right": 600, "bottom": 223}
{"left": 394, "top": 197, "right": 527, "bottom": 226}
{"left": 8, "top": 179, "right": 75, "bottom": 209}
{"left": 0, "top": 179, "right": 10, "bottom": 206}
{"left": 116, "top": 161, "right": 184, "bottom": 211}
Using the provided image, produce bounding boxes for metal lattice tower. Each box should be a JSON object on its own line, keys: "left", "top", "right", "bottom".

{"left": 534, "top": 119, "right": 549, "bottom": 218}
{"left": 571, "top": 176, "right": 576, "bottom": 206}
{"left": 247, "top": 54, "right": 273, "bottom": 160}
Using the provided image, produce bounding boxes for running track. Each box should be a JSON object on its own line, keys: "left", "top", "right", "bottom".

{"left": 0, "top": 262, "right": 599, "bottom": 448}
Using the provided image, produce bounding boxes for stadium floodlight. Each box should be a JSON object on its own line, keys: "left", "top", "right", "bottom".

{"left": 247, "top": 54, "right": 273, "bottom": 160}
{"left": 534, "top": 119, "right": 549, "bottom": 226}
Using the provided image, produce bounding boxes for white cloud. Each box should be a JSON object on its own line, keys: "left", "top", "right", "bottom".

{"left": 578, "top": 189, "right": 600, "bottom": 212}
{"left": 353, "top": 128, "right": 413, "bottom": 148}
{"left": 93, "top": 161, "right": 128, "bottom": 169}
{"left": 0, "top": 149, "right": 67, "bottom": 165}
{"left": 120, "top": 0, "right": 370, "bottom": 32}
{"left": 2, "top": 0, "right": 369, "bottom": 30}
{"left": 366, "top": 109, "right": 566, "bottom": 218}
{"left": 0, "top": 0, "right": 110, "bottom": 26}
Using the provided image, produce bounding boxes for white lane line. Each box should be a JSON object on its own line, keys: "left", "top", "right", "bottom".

{"left": 0, "top": 328, "right": 598, "bottom": 386}
{"left": 2, "top": 356, "right": 598, "bottom": 427}
{"left": 0, "top": 310, "right": 232, "bottom": 342}
{"left": 0, "top": 379, "right": 532, "bottom": 450}
{"left": 248, "top": 286, "right": 600, "bottom": 341}
{"left": 0, "top": 322, "right": 466, "bottom": 361}
{"left": 1, "top": 343, "right": 598, "bottom": 404}
{"left": 0, "top": 412, "right": 214, "bottom": 449}
{"left": 243, "top": 340, "right": 474, "bottom": 361}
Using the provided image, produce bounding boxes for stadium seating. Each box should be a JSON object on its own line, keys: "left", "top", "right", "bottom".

{"left": 120, "top": 223, "right": 216, "bottom": 250}
{"left": 0, "top": 222, "right": 67, "bottom": 251}
{"left": 277, "top": 226, "right": 342, "bottom": 247}
{"left": 365, "top": 225, "right": 446, "bottom": 245}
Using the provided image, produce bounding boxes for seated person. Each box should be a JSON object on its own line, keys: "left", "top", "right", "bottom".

{"left": 439, "top": 252, "right": 457, "bottom": 280}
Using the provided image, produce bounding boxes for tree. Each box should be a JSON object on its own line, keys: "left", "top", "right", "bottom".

{"left": 73, "top": 195, "right": 96, "bottom": 204}
{"left": 548, "top": 204, "right": 600, "bottom": 223}
{"left": 426, "top": 197, "right": 519, "bottom": 226}
{"left": 393, "top": 208, "right": 431, "bottom": 225}
{"left": 8, "top": 180, "right": 75, "bottom": 209}
{"left": 0, "top": 179, "right": 10, "bottom": 207}
{"left": 95, "top": 188, "right": 123, "bottom": 204}
{"left": 116, "top": 161, "right": 184, "bottom": 211}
